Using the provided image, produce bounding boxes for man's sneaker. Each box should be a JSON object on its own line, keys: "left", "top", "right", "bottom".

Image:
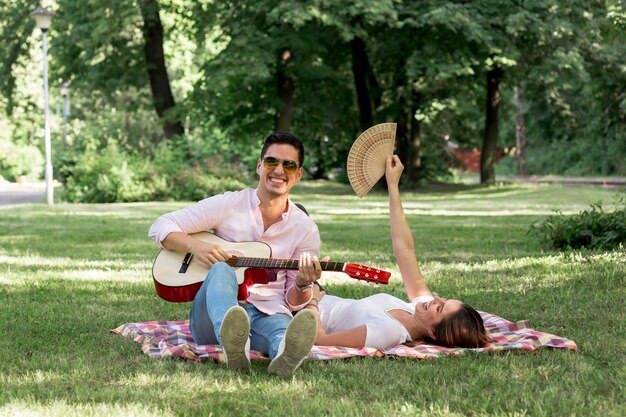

{"left": 220, "top": 306, "right": 251, "bottom": 373}
{"left": 268, "top": 309, "right": 317, "bottom": 377}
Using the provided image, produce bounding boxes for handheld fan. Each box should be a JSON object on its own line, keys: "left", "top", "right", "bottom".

{"left": 347, "top": 123, "right": 397, "bottom": 197}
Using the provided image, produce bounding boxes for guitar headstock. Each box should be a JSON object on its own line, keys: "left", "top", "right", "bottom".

{"left": 343, "top": 264, "right": 390, "bottom": 285}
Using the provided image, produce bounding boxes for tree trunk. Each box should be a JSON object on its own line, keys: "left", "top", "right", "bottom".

{"left": 276, "top": 48, "right": 295, "bottom": 132}
{"left": 480, "top": 66, "right": 503, "bottom": 184}
{"left": 139, "top": 0, "right": 184, "bottom": 140}
{"left": 369, "top": 62, "right": 382, "bottom": 110}
{"left": 407, "top": 91, "right": 422, "bottom": 182}
{"left": 514, "top": 84, "right": 527, "bottom": 176}
{"left": 351, "top": 37, "right": 374, "bottom": 131}
{"left": 396, "top": 94, "right": 409, "bottom": 169}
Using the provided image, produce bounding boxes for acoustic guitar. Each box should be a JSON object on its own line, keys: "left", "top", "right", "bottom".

{"left": 152, "top": 232, "right": 390, "bottom": 302}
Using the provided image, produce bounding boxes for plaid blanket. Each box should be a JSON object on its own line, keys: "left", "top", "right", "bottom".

{"left": 111, "top": 312, "right": 578, "bottom": 362}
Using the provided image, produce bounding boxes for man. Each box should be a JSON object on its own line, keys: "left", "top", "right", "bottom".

{"left": 149, "top": 132, "right": 323, "bottom": 377}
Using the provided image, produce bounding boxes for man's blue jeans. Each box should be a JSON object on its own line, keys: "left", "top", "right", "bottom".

{"left": 189, "top": 262, "right": 292, "bottom": 359}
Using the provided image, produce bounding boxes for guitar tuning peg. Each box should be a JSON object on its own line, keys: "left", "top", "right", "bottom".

{"left": 373, "top": 283, "right": 379, "bottom": 288}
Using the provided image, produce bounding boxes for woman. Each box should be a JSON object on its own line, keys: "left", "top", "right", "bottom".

{"left": 303, "top": 155, "right": 490, "bottom": 350}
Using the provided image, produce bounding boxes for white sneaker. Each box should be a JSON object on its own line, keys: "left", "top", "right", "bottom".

{"left": 268, "top": 310, "right": 317, "bottom": 377}
{"left": 220, "top": 306, "right": 251, "bottom": 373}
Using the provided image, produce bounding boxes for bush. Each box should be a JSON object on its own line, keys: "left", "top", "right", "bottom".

{"left": 60, "top": 142, "right": 152, "bottom": 203}
{"left": 157, "top": 165, "right": 249, "bottom": 201}
{"left": 60, "top": 139, "right": 251, "bottom": 203}
{"left": 529, "top": 196, "right": 626, "bottom": 250}
{"left": 148, "top": 140, "right": 250, "bottom": 201}
{"left": 0, "top": 140, "right": 44, "bottom": 181}
{"left": 526, "top": 136, "right": 626, "bottom": 177}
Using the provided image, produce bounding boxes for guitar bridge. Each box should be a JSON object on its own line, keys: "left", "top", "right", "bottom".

{"left": 179, "top": 253, "right": 193, "bottom": 273}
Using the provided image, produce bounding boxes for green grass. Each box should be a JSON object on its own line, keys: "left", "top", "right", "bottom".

{"left": 0, "top": 181, "right": 624, "bottom": 416}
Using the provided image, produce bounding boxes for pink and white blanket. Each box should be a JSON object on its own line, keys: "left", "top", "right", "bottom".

{"left": 111, "top": 311, "right": 578, "bottom": 362}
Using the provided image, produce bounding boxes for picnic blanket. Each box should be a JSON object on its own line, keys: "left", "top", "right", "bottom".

{"left": 111, "top": 311, "right": 578, "bottom": 362}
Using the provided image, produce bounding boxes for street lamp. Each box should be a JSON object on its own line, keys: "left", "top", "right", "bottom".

{"left": 60, "top": 81, "right": 70, "bottom": 146}
{"left": 30, "top": 6, "right": 55, "bottom": 205}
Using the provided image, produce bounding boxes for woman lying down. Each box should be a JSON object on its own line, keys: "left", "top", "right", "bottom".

{"left": 302, "top": 156, "right": 490, "bottom": 350}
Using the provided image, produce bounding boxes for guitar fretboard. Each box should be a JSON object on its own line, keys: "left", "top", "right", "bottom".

{"left": 230, "top": 257, "right": 345, "bottom": 272}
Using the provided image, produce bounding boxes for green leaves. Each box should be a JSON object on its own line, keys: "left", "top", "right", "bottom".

{"left": 0, "top": 0, "right": 623, "bottom": 184}
{"left": 529, "top": 196, "right": 626, "bottom": 250}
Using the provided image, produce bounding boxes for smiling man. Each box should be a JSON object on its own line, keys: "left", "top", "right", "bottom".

{"left": 149, "top": 132, "right": 323, "bottom": 377}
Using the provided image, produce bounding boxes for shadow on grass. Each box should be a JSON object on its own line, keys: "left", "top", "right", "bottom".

{"left": 295, "top": 179, "right": 492, "bottom": 197}
{"left": 0, "top": 192, "right": 623, "bottom": 415}
{"left": 0, "top": 249, "right": 622, "bottom": 415}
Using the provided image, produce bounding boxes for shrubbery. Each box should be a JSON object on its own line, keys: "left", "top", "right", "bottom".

{"left": 0, "top": 140, "right": 44, "bottom": 181}
{"left": 529, "top": 196, "right": 626, "bottom": 250}
{"left": 59, "top": 143, "right": 151, "bottom": 202}
{"left": 59, "top": 139, "right": 250, "bottom": 203}
{"left": 527, "top": 137, "right": 626, "bottom": 177}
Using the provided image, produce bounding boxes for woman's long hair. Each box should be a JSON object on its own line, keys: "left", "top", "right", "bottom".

{"left": 429, "top": 303, "right": 491, "bottom": 348}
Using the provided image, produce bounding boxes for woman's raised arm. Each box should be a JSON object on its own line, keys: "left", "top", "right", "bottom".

{"left": 385, "top": 155, "right": 432, "bottom": 300}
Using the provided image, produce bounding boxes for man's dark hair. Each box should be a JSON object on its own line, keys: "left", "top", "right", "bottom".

{"left": 261, "top": 132, "right": 305, "bottom": 167}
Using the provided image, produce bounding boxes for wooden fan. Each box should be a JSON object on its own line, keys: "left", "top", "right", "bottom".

{"left": 347, "top": 123, "right": 397, "bottom": 197}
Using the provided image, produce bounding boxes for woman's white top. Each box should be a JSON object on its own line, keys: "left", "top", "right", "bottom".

{"left": 318, "top": 293, "right": 434, "bottom": 350}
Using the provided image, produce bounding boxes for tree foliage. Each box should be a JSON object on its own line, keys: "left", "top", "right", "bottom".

{"left": 0, "top": 0, "right": 623, "bottom": 198}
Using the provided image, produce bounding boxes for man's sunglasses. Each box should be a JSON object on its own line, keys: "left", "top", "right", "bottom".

{"left": 262, "top": 156, "right": 299, "bottom": 174}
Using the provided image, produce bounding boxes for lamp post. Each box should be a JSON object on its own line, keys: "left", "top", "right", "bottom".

{"left": 30, "top": 6, "right": 55, "bottom": 205}
{"left": 60, "top": 82, "right": 70, "bottom": 146}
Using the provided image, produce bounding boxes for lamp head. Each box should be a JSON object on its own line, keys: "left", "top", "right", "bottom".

{"left": 30, "top": 7, "right": 55, "bottom": 31}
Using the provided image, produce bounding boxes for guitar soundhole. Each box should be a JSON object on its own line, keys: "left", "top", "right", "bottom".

{"left": 179, "top": 253, "right": 193, "bottom": 273}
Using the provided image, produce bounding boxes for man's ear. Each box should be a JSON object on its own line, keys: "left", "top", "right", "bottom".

{"left": 256, "top": 159, "right": 262, "bottom": 175}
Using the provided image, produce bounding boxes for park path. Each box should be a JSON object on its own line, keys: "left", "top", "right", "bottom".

{"left": 497, "top": 175, "right": 624, "bottom": 189}
{"left": 0, "top": 180, "right": 47, "bottom": 206}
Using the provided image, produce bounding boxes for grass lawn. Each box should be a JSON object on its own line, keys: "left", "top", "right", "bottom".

{"left": 0, "top": 181, "right": 623, "bottom": 416}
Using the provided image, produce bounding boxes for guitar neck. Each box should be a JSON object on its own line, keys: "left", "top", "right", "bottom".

{"left": 230, "top": 257, "right": 345, "bottom": 272}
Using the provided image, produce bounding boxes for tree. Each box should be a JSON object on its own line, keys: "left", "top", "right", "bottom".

{"left": 351, "top": 36, "right": 375, "bottom": 131}
{"left": 514, "top": 84, "right": 527, "bottom": 176}
{"left": 1, "top": 0, "right": 624, "bottom": 189}
{"left": 480, "top": 64, "right": 503, "bottom": 184}
{"left": 276, "top": 48, "right": 296, "bottom": 131}
{"left": 139, "top": 0, "right": 184, "bottom": 139}
{"left": 0, "top": 0, "right": 185, "bottom": 144}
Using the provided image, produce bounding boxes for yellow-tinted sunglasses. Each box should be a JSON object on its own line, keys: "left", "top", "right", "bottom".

{"left": 262, "top": 156, "right": 299, "bottom": 174}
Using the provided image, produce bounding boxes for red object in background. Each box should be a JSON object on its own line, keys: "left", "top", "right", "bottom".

{"left": 450, "top": 148, "right": 504, "bottom": 172}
